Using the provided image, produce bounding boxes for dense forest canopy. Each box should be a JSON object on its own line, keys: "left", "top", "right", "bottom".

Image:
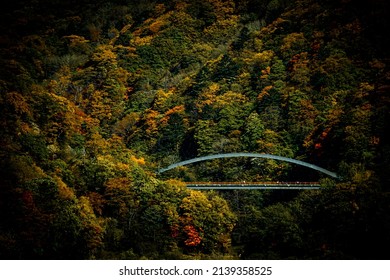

{"left": 1, "top": 0, "right": 389, "bottom": 259}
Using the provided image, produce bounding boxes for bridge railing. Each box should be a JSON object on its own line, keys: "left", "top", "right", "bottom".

{"left": 185, "top": 181, "right": 321, "bottom": 190}
{"left": 184, "top": 181, "right": 320, "bottom": 185}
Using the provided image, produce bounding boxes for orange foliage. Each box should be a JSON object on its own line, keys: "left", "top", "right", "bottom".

{"left": 371, "top": 136, "right": 380, "bottom": 145}
{"left": 86, "top": 192, "right": 106, "bottom": 216}
{"left": 344, "top": 19, "right": 362, "bottom": 34}
{"left": 165, "top": 105, "right": 185, "bottom": 116}
{"left": 63, "top": 35, "right": 90, "bottom": 52}
{"left": 105, "top": 177, "right": 132, "bottom": 193}
{"left": 144, "top": 109, "right": 159, "bottom": 136}
{"left": 131, "top": 155, "right": 146, "bottom": 165}
{"left": 113, "top": 112, "right": 140, "bottom": 136}
{"left": 311, "top": 41, "right": 321, "bottom": 53}
{"left": 149, "top": 19, "right": 166, "bottom": 34}
{"left": 183, "top": 225, "right": 202, "bottom": 247}
{"left": 5, "top": 92, "right": 31, "bottom": 116}
{"left": 260, "top": 66, "right": 271, "bottom": 79}
{"left": 260, "top": 17, "right": 286, "bottom": 35}
{"left": 258, "top": 85, "right": 273, "bottom": 100}
{"left": 160, "top": 105, "right": 185, "bottom": 126}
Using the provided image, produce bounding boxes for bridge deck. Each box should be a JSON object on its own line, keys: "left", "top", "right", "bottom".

{"left": 185, "top": 182, "right": 321, "bottom": 190}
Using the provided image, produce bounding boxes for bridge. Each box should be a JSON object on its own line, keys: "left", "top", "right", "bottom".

{"left": 158, "top": 152, "right": 338, "bottom": 190}
{"left": 186, "top": 181, "right": 321, "bottom": 190}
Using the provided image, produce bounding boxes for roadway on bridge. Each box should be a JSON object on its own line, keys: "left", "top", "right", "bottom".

{"left": 185, "top": 181, "right": 321, "bottom": 190}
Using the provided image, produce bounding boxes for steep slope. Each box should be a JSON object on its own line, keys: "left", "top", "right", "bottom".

{"left": 0, "top": 0, "right": 389, "bottom": 259}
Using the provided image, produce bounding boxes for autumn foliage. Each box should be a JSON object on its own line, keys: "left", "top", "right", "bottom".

{"left": 0, "top": 0, "right": 389, "bottom": 260}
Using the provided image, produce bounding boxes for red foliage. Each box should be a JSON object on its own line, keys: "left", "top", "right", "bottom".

{"left": 170, "top": 224, "right": 180, "bottom": 238}
{"left": 21, "top": 190, "right": 35, "bottom": 209}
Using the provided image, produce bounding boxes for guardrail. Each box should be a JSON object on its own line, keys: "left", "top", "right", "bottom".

{"left": 185, "top": 181, "right": 321, "bottom": 190}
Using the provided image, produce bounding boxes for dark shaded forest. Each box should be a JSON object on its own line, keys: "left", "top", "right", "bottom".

{"left": 1, "top": 0, "right": 389, "bottom": 259}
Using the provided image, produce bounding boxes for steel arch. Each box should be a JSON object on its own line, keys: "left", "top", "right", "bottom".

{"left": 157, "top": 152, "right": 338, "bottom": 178}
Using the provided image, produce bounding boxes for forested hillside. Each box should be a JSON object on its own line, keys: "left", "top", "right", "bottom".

{"left": 1, "top": 0, "right": 389, "bottom": 259}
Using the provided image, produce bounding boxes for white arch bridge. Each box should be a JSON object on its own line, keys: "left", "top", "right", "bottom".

{"left": 157, "top": 153, "right": 338, "bottom": 190}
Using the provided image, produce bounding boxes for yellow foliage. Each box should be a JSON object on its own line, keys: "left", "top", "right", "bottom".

{"left": 253, "top": 38, "right": 263, "bottom": 51}
{"left": 119, "top": 24, "right": 132, "bottom": 34}
{"left": 175, "top": 1, "right": 189, "bottom": 11}
{"left": 165, "top": 179, "right": 187, "bottom": 189}
{"left": 192, "top": 42, "right": 213, "bottom": 54}
{"left": 96, "top": 154, "right": 117, "bottom": 169}
{"left": 181, "top": 191, "right": 210, "bottom": 212}
{"left": 215, "top": 91, "right": 248, "bottom": 107}
{"left": 204, "top": 83, "right": 220, "bottom": 96}
{"left": 196, "top": 83, "right": 219, "bottom": 112}
{"left": 281, "top": 32, "right": 306, "bottom": 52}
{"left": 253, "top": 50, "right": 275, "bottom": 65}
{"left": 49, "top": 70, "right": 72, "bottom": 96}
{"left": 136, "top": 36, "right": 154, "bottom": 47}
{"left": 208, "top": 83, "right": 220, "bottom": 93}
{"left": 256, "top": 129, "right": 280, "bottom": 154}
{"left": 87, "top": 131, "right": 109, "bottom": 154}
{"left": 77, "top": 196, "right": 105, "bottom": 250}
{"left": 91, "top": 45, "right": 117, "bottom": 64}
{"left": 116, "top": 162, "right": 131, "bottom": 171}
{"left": 208, "top": 0, "right": 235, "bottom": 18}
{"left": 78, "top": 196, "right": 95, "bottom": 218}
{"left": 90, "top": 90, "right": 112, "bottom": 119}
{"left": 356, "top": 82, "right": 374, "bottom": 98}
{"left": 9, "top": 156, "right": 46, "bottom": 182}
{"left": 154, "top": 3, "right": 167, "bottom": 15}
{"left": 22, "top": 35, "right": 47, "bottom": 53}
{"left": 83, "top": 115, "right": 100, "bottom": 130}
{"left": 204, "top": 16, "right": 239, "bottom": 40}
{"left": 113, "top": 45, "right": 137, "bottom": 57}
{"left": 154, "top": 88, "right": 174, "bottom": 110}
{"left": 352, "top": 169, "right": 372, "bottom": 184}
{"left": 54, "top": 176, "right": 76, "bottom": 200}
